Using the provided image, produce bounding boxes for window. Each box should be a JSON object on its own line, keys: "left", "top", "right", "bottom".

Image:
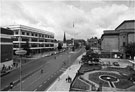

{"left": 22, "top": 38, "right": 29, "bottom": 41}
{"left": 15, "top": 31, "right": 18, "bottom": 35}
{"left": 32, "top": 33, "right": 34, "bottom": 36}
{"left": 13, "top": 43, "right": 19, "bottom": 48}
{"left": 27, "top": 32, "right": 29, "bottom": 35}
{"left": 32, "top": 38, "right": 37, "bottom": 42}
{"left": 123, "top": 42, "right": 126, "bottom": 46}
{"left": 22, "top": 32, "right": 25, "bottom": 35}
{"left": 35, "top": 34, "right": 37, "bottom": 36}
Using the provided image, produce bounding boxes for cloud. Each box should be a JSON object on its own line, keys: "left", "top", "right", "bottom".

{"left": 1, "top": 0, "right": 135, "bottom": 40}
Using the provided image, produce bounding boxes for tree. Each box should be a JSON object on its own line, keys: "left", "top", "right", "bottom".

{"left": 125, "top": 42, "right": 135, "bottom": 59}
{"left": 85, "top": 44, "right": 90, "bottom": 50}
{"left": 74, "top": 41, "right": 80, "bottom": 49}
{"left": 58, "top": 42, "right": 62, "bottom": 51}
{"left": 81, "top": 50, "right": 99, "bottom": 64}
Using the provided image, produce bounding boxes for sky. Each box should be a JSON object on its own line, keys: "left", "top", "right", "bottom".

{"left": 0, "top": 0, "right": 135, "bottom": 40}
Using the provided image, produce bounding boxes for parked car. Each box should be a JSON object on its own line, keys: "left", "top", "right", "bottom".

{"left": 113, "top": 62, "right": 120, "bottom": 66}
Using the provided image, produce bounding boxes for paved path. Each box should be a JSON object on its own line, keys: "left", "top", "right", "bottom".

{"left": 47, "top": 52, "right": 86, "bottom": 91}
{"left": 100, "top": 58, "right": 133, "bottom": 68}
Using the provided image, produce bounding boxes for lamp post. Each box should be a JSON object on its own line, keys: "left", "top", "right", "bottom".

{"left": 15, "top": 50, "right": 27, "bottom": 91}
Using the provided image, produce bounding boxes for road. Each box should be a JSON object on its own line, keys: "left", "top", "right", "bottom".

{"left": 1, "top": 48, "right": 85, "bottom": 91}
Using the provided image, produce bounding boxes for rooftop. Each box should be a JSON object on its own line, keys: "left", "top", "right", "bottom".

{"left": 4, "top": 25, "right": 54, "bottom": 36}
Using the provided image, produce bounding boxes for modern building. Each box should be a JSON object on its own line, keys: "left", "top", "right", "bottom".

{"left": 5, "top": 25, "right": 55, "bottom": 55}
{"left": 0, "top": 28, "right": 13, "bottom": 71}
{"left": 101, "top": 20, "right": 135, "bottom": 58}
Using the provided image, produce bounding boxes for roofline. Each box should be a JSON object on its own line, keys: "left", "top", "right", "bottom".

{"left": 3, "top": 24, "right": 54, "bottom": 36}
{"left": 115, "top": 20, "right": 135, "bottom": 30}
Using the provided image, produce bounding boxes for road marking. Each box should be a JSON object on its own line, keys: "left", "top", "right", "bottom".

{"left": 44, "top": 81, "right": 46, "bottom": 83}
{"left": 39, "top": 85, "right": 42, "bottom": 87}
{"left": 34, "top": 89, "right": 37, "bottom": 91}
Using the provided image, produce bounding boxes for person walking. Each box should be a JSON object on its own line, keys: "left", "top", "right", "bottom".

{"left": 10, "top": 82, "right": 14, "bottom": 89}
{"left": 41, "top": 69, "right": 43, "bottom": 74}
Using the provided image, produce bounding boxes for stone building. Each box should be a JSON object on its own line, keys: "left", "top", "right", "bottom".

{"left": 101, "top": 20, "right": 135, "bottom": 58}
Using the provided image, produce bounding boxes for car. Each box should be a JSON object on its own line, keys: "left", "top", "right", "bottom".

{"left": 113, "top": 62, "right": 120, "bottom": 66}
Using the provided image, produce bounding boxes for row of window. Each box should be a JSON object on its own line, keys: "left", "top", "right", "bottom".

{"left": 14, "top": 30, "right": 54, "bottom": 38}
{"left": 12, "top": 37, "right": 54, "bottom": 42}
{"left": 13, "top": 44, "right": 54, "bottom": 48}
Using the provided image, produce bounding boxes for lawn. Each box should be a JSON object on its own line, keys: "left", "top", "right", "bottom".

{"left": 78, "top": 64, "right": 102, "bottom": 73}
{"left": 102, "top": 67, "right": 135, "bottom": 76}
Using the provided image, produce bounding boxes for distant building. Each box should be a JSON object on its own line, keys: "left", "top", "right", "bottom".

{"left": 54, "top": 39, "right": 58, "bottom": 50}
{"left": 87, "top": 37, "right": 101, "bottom": 54}
{"left": 66, "top": 38, "right": 85, "bottom": 48}
{"left": 0, "top": 28, "right": 13, "bottom": 70}
{"left": 5, "top": 25, "right": 55, "bottom": 55}
{"left": 63, "top": 32, "right": 66, "bottom": 43}
{"left": 101, "top": 20, "right": 135, "bottom": 58}
{"left": 63, "top": 32, "right": 67, "bottom": 48}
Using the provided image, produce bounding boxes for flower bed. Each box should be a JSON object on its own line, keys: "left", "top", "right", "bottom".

{"left": 79, "top": 64, "right": 102, "bottom": 73}
{"left": 70, "top": 76, "right": 89, "bottom": 91}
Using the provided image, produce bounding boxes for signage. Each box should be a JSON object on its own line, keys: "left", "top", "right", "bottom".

{"left": 15, "top": 50, "right": 27, "bottom": 55}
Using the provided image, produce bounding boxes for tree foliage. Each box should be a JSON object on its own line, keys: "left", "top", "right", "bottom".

{"left": 125, "top": 42, "right": 135, "bottom": 59}
{"left": 81, "top": 50, "right": 100, "bottom": 64}
{"left": 85, "top": 44, "right": 90, "bottom": 50}
{"left": 58, "top": 42, "right": 62, "bottom": 51}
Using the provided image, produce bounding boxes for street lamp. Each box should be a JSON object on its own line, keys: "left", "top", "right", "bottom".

{"left": 15, "top": 50, "right": 27, "bottom": 91}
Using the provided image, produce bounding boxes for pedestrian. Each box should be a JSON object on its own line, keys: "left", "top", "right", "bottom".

{"left": 41, "top": 69, "right": 43, "bottom": 74}
{"left": 10, "top": 82, "right": 14, "bottom": 89}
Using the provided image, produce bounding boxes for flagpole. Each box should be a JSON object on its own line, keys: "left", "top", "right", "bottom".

{"left": 73, "top": 22, "right": 74, "bottom": 46}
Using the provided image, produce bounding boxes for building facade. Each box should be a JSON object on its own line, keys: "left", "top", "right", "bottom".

{"left": 87, "top": 37, "right": 101, "bottom": 54}
{"left": 0, "top": 28, "right": 13, "bottom": 70}
{"left": 6, "top": 25, "right": 55, "bottom": 55}
{"left": 101, "top": 20, "right": 135, "bottom": 58}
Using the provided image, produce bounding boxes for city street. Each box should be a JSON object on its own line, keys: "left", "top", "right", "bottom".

{"left": 1, "top": 48, "right": 85, "bottom": 91}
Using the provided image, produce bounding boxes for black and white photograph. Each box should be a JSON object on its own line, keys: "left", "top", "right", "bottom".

{"left": 0, "top": 0, "right": 135, "bottom": 91}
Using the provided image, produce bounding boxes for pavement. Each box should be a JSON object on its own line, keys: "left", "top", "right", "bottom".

{"left": 100, "top": 58, "right": 133, "bottom": 68}
{"left": 47, "top": 52, "right": 86, "bottom": 91}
